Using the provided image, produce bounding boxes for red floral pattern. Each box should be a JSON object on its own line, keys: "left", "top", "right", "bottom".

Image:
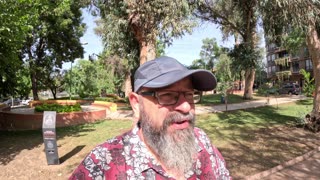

{"left": 69, "top": 126, "right": 231, "bottom": 180}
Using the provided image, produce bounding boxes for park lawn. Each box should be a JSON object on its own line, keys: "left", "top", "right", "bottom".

{"left": 200, "top": 93, "right": 265, "bottom": 105}
{"left": 196, "top": 99, "right": 319, "bottom": 179}
{"left": 1, "top": 99, "right": 319, "bottom": 179}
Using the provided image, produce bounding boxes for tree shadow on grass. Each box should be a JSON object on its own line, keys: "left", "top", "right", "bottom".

{"left": 218, "top": 126, "right": 320, "bottom": 179}
{"left": 0, "top": 121, "right": 100, "bottom": 166}
{"left": 294, "top": 99, "right": 313, "bottom": 106}
{"left": 196, "top": 104, "right": 320, "bottom": 179}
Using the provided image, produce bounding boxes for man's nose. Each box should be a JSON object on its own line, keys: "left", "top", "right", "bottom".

{"left": 174, "top": 94, "right": 192, "bottom": 113}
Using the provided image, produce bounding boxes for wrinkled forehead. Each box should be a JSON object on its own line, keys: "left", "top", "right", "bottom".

{"left": 140, "top": 77, "right": 193, "bottom": 92}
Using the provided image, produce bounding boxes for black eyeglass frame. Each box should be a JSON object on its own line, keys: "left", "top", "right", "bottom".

{"left": 139, "top": 91, "right": 202, "bottom": 106}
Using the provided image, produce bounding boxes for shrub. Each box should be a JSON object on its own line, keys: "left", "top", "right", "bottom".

{"left": 35, "top": 103, "right": 82, "bottom": 113}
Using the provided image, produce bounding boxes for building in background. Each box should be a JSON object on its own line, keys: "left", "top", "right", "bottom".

{"left": 266, "top": 42, "right": 313, "bottom": 87}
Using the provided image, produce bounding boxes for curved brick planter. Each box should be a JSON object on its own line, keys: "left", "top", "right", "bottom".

{"left": 0, "top": 100, "right": 117, "bottom": 131}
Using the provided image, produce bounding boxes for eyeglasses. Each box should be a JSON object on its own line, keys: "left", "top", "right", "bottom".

{"left": 139, "top": 91, "right": 201, "bottom": 106}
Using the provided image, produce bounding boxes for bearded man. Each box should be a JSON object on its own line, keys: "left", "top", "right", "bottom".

{"left": 70, "top": 56, "right": 231, "bottom": 180}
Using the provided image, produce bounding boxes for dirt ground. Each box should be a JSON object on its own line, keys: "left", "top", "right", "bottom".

{"left": 1, "top": 125, "right": 319, "bottom": 180}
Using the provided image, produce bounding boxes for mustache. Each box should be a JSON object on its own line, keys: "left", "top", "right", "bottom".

{"left": 164, "top": 112, "right": 195, "bottom": 125}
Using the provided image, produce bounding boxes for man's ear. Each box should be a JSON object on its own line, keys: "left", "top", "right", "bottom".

{"left": 129, "top": 92, "right": 140, "bottom": 123}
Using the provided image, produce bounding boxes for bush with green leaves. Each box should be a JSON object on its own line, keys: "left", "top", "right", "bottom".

{"left": 257, "top": 83, "right": 279, "bottom": 96}
{"left": 299, "top": 69, "right": 315, "bottom": 97}
{"left": 35, "top": 103, "right": 81, "bottom": 113}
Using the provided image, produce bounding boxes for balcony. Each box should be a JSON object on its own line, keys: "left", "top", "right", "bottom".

{"left": 274, "top": 57, "right": 290, "bottom": 66}
{"left": 275, "top": 70, "right": 292, "bottom": 80}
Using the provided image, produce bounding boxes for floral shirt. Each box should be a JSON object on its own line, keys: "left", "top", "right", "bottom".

{"left": 69, "top": 126, "right": 231, "bottom": 180}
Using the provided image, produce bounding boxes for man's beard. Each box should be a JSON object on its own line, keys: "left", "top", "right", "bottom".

{"left": 139, "top": 104, "right": 197, "bottom": 176}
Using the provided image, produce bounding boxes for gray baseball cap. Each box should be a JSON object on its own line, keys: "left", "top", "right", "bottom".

{"left": 134, "top": 56, "right": 217, "bottom": 92}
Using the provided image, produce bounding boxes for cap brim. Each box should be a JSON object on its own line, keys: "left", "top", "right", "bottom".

{"left": 141, "top": 69, "right": 217, "bottom": 91}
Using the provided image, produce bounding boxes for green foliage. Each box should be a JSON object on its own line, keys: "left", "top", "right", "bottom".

{"left": 98, "top": 55, "right": 131, "bottom": 94}
{"left": 261, "top": 0, "right": 320, "bottom": 38}
{"left": 215, "top": 54, "right": 233, "bottom": 82}
{"left": 156, "top": 39, "right": 166, "bottom": 57}
{"left": 68, "top": 60, "right": 104, "bottom": 98}
{"left": 195, "top": 0, "right": 267, "bottom": 100}
{"left": 94, "top": 0, "right": 196, "bottom": 63}
{"left": 35, "top": 103, "right": 81, "bottom": 113}
{"left": 299, "top": 69, "right": 315, "bottom": 97}
{"left": 282, "top": 29, "right": 306, "bottom": 54}
{"left": 0, "top": 0, "right": 36, "bottom": 97}
{"left": 21, "top": 0, "right": 86, "bottom": 99}
{"left": 229, "top": 43, "right": 261, "bottom": 71}
{"left": 257, "top": 83, "right": 279, "bottom": 96}
{"left": 189, "top": 38, "right": 225, "bottom": 70}
{"left": 215, "top": 53, "right": 234, "bottom": 98}
{"left": 216, "top": 82, "right": 233, "bottom": 97}
{"left": 255, "top": 61, "right": 267, "bottom": 86}
{"left": 199, "top": 38, "right": 221, "bottom": 70}
{"left": 189, "top": 59, "right": 206, "bottom": 69}
{"left": 15, "top": 65, "right": 32, "bottom": 98}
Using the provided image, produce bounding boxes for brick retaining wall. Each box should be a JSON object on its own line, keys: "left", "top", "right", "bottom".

{"left": 0, "top": 100, "right": 117, "bottom": 131}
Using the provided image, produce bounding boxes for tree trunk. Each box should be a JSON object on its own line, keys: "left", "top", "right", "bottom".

{"left": 50, "top": 88, "right": 57, "bottom": 100}
{"left": 242, "top": 1, "right": 257, "bottom": 100}
{"left": 124, "top": 73, "right": 132, "bottom": 97}
{"left": 243, "top": 68, "right": 255, "bottom": 99}
{"left": 306, "top": 22, "right": 320, "bottom": 118}
{"left": 139, "top": 41, "right": 148, "bottom": 65}
{"left": 30, "top": 65, "right": 39, "bottom": 100}
{"left": 139, "top": 38, "right": 156, "bottom": 65}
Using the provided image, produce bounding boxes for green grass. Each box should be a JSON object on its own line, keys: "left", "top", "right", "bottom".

{"left": 56, "top": 120, "right": 133, "bottom": 145}
{"left": 196, "top": 99, "right": 312, "bottom": 145}
{"left": 199, "top": 93, "right": 249, "bottom": 105}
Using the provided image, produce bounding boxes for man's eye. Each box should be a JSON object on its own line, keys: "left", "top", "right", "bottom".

{"left": 160, "top": 92, "right": 175, "bottom": 97}
{"left": 159, "top": 92, "right": 176, "bottom": 98}
{"left": 185, "top": 92, "right": 194, "bottom": 98}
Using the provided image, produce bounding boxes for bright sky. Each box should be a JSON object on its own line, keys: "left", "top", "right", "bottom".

{"left": 76, "top": 10, "right": 235, "bottom": 69}
{"left": 165, "top": 23, "right": 234, "bottom": 66}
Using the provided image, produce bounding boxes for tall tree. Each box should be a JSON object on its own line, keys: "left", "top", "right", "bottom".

{"left": 41, "top": 68, "right": 65, "bottom": 99}
{"left": 93, "top": 1, "right": 196, "bottom": 96}
{"left": 195, "top": 0, "right": 260, "bottom": 99}
{"left": 93, "top": 0, "right": 196, "bottom": 65}
{"left": 261, "top": 0, "right": 320, "bottom": 126}
{"left": 21, "top": 0, "right": 86, "bottom": 100}
{"left": 189, "top": 59, "right": 206, "bottom": 69}
{"left": 199, "top": 38, "right": 221, "bottom": 70}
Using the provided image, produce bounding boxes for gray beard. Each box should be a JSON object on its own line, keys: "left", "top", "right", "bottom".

{"left": 139, "top": 105, "right": 197, "bottom": 176}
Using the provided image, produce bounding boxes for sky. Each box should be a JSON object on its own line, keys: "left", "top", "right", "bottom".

{"left": 75, "top": 10, "right": 236, "bottom": 69}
